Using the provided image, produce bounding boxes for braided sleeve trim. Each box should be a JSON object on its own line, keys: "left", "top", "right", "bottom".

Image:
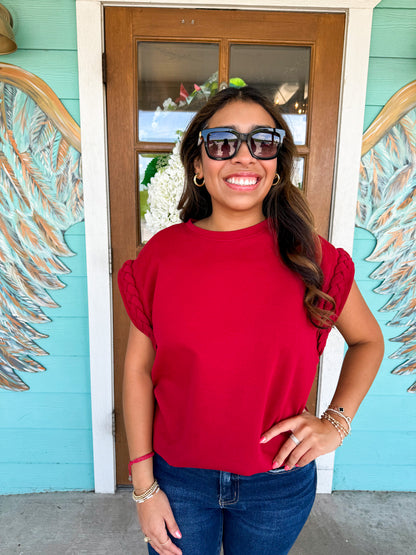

{"left": 317, "top": 248, "right": 355, "bottom": 355}
{"left": 118, "top": 259, "right": 156, "bottom": 348}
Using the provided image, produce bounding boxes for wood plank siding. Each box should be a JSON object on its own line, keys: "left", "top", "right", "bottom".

{"left": 0, "top": 0, "right": 92, "bottom": 493}
{"left": 334, "top": 0, "right": 416, "bottom": 491}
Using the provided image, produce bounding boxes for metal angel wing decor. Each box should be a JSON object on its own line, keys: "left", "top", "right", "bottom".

{"left": 357, "top": 81, "right": 416, "bottom": 393}
{"left": 0, "top": 63, "right": 83, "bottom": 391}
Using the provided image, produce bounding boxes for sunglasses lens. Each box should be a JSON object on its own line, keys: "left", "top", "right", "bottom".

{"left": 250, "top": 131, "right": 279, "bottom": 159}
{"left": 206, "top": 131, "right": 238, "bottom": 159}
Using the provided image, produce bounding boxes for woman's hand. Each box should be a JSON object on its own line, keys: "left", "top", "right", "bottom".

{"left": 260, "top": 410, "right": 342, "bottom": 470}
{"left": 137, "top": 489, "right": 183, "bottom": 554}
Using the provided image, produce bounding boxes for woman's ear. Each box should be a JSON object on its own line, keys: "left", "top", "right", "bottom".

{"left": 194, "top": 157, "right": 203, "bottom": 178}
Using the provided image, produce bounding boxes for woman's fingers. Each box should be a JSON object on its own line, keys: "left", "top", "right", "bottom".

{"left": 137, "top": 490, "right": 183, "bottom": 554}
{"left": 272, "top": 418, "right": 342, "bottom": 469}
{"left": 150, "top": 536, "right": 183, "bottom": 555}
{"left": 164, "top": 510, "right": 182, "bottom": 540}
{"left": 272, "top": 436, "right": 309, "bottom": 469}
{"left": 260, "top": 416, "right": 299, "bottom": 443}
{"left": 261, "top": 413, "right": 344, "bottom": 470}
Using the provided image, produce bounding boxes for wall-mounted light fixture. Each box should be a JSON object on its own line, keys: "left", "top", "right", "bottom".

{"left": 0, "top": 5, "right": 17, "bottom": 54}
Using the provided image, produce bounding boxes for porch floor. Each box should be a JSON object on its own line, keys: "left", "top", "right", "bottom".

{"left": 1, "top": 490, "right": 414, "bottom": 554}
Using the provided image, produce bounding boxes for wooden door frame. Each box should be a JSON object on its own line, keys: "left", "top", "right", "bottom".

{"left": 76, "top": 0, "right": 381, "bottom": 494}
{"left": 108, "top": 8, "right": 345, "bottom": 488}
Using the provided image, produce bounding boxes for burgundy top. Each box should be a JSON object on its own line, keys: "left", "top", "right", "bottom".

{"left": 118, "top": 220, "right": 354, "bottom": 475}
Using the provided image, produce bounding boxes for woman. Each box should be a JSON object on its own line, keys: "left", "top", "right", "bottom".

{"left": 118, "top": 86, "right": 384, "bottom": 555}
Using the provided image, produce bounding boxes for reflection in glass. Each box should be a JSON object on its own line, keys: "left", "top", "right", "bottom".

{"left": 138, "top": 42, "right": 219, "bottom": 143}
{"left": 292, "top": 157, "right": 305, "bottom": 189}
{"left": 229, "top": 45, "right": 310, "bottom": 145}
{"left": 138, "top": 151, "right": 184, "bottom": 243}
{"left": 138, "top": 154, "right": 158, "bottom": 243}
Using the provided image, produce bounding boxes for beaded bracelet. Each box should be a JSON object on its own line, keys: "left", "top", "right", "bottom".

{"left": 132, "top": 479, "right": 160, "bottom": 503}
{"left": 321, "top": 412, "right": 348, "bottom": 446}
{"left": 128, "top": 451, "right": 154, "bottom": 482}
{"left": 323, "top": 412, "right": 349, "bottom": 436}
{"left": 327, "top": 406, "right": 352, "bottom": 433}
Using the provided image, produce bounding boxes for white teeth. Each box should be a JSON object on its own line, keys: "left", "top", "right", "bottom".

{"left": 227, "top": 177, "right": 257, "bottom": 186}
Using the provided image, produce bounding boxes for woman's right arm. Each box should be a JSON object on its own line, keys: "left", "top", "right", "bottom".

{"left": 123, "top": 323, "right": 183, "bottom": 555}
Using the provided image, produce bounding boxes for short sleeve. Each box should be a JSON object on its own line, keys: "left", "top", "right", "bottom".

{"left": 317, "top": 238, "right": 355, "bottom": 355}
{"left": 118, "top": 257, "right": 156, "bottom": 349}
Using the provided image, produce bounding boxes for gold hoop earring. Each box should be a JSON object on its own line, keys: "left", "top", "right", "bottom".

{"left": 272, "top": 173, "right": 281, "bottom": 186}
{"left": 193, "top": 174, "right": 205, "bottom": 187}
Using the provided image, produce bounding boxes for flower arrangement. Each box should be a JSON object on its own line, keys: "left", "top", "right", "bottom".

{"left": 144, "top": 140, "right": 184, "bottom": 237}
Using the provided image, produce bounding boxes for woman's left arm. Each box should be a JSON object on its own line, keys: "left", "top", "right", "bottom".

{"left": 261, "top": 281, "right": 385, "bottom": 469}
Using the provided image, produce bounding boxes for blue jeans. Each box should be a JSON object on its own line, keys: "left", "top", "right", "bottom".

{"left": 149, "top": 453, "right": 316, "bottom": 555}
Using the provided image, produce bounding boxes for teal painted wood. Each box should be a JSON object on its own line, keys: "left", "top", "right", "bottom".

{"left": 363, "top": 105, "right": 384, "bottom": 131}
{"left": 0, "top": 0, "right": 88, "bottom": 494}
{"left": 334, "top": 431, "right": 415, "bottom": 465}
{"left": 3, "top": 0, "right": 77, "bottom": 50}
{"left": 353, "top": 227, "right": 376, "bottom": 254}
{"left": 370, "top": 9, "right": 416, "bottom": 59}
{"left": 62, "top": 234, "right": 87, "bottom": 277}
{"left": 0, "top": 51, "right": 79, "bottom": 100}
{"left": 335, "top": 227, "right": 416, "bottom": 489}
{"left": 34, "top": 318, "right": 90, "bottom": 357}
{"left": 0, "top": 464, "right": 94, "bottom": 493}
{"left": 61, "top": 99, "right": 80, "bottom": 125}
{"left": 0, "top": 429, "right": 93, "bottom": 463}
{"left": 1, "top": 393, "right": 92, "bottom": 429}
{"left": 351, "top": 396, "right": 415, "bottom": 431}
{"left": 354, "top": 373, "right": 415, "bottom": 396}
{"left": 366, "top": 57, "right": 416, "bottom": 105}
{"left": 378, "top": 0, "right": 416, "bottom": 8}
{"left": 65, "top": 221, "right": 85, "bottom": 236}
{"left": 11, "top": 356, "right": 91, "bottom": 393}
{"left": 41, "top": 277, "right": 89, "bottom": 318}
{"left": 333, "top": 465, "right": 416, "bottom": 492}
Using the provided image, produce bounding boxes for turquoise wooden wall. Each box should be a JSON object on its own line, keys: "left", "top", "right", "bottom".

{"left": 333, "top": 0, "right": 416, "bottom": 491}
{"left": 0, "top": 0, "right": 93, "bottom": 493}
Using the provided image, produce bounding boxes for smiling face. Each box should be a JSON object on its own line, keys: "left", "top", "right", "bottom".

{"left": 193, "top": 100, "right": 278, "bottom": 230}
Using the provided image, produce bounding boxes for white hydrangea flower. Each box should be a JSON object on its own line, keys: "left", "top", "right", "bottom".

{"left": 144, "top": 141, "right": 184, "bottom": 237}
{"left": 162, "top": 97, "right": 176, "bottom": 110}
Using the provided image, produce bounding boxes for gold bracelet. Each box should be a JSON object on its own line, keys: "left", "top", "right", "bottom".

{"left": 321, "top": 413, "right": 348, "bottom": 446}
{"left": 322, "top": 412, "right": 349, "bottom": 436}
{"left": 323, "top": 410, "right": 350, "bottom": 435}
{"left": 132, "top": 480, "right": 160, "bottom": 503}
{"left": 327, "top": 407, "right": 352, "bottom": 433}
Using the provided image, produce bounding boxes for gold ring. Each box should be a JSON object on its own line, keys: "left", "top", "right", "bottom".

{"left": 144, "top": 536, "right": 151, "bottom": 543}
{"left": 160, "top": 538, "right": 170, "bottom": 545}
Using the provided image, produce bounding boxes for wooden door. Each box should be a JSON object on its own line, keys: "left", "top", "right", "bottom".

{"left": 105, "top": 7, "right": 345, "bottom": 484}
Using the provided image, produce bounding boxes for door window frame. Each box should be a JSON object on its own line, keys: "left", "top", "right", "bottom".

{"left": 75, "top": 0, "right": 381, "bottom": 494}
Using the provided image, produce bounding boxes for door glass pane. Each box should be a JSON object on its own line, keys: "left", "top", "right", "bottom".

{"left": 293, "top": 157, "right": 305, "bottom": 189}
{"left": 139, "top": 153, "right": 160, "bottom": 243}
{"left": 229, "top": 45, "right": 310, "bottom": 145}
{"left": 138, "top": 42, "right": 219, "bottom": 143}
{"left": 138, "top": 152, "right": 184, "bottom": 243}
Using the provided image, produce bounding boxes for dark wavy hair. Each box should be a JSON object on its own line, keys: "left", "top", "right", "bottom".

{"left": 179, "top": 86, "right": 335, "bottom": 327}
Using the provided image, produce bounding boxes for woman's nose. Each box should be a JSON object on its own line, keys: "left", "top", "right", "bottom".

{"left": 232, "top": 140, "right": 253, "bottom": 163}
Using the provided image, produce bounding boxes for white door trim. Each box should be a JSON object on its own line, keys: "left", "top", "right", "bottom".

{"left": 76, "top": 0, "right": 380, "bottom": 493}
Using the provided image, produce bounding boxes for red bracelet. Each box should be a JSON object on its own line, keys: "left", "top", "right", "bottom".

{"left": 128, "top": 451, "right": 154, "bottom": 481}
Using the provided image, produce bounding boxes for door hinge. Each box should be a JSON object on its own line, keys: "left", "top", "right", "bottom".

{"left": 109, "top": 247, "right": 113, "bottom": 275}
{"left": 112, "top": 409, "right": 116, "bottom": 438}
{"left": 102, "top": 51, "right": 107, "bottom": 84}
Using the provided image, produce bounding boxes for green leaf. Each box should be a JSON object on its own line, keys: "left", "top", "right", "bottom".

{"left": 229, "top": 77, "right": 247, "bottom": 88}
{"left": 141, "top": 155, "right": 170, "bottom": 187}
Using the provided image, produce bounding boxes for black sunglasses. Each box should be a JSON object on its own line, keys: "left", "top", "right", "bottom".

{"left": 198, "top": 127, "right": 286, "bottom": 160}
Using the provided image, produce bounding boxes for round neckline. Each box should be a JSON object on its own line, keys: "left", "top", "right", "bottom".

{"left": 185, "top": 218, "right": 269, "bottom": 240}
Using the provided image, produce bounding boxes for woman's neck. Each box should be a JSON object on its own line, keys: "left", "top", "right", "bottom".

{"left": 194, "top": 212, "right": 265, "bottom": 232}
